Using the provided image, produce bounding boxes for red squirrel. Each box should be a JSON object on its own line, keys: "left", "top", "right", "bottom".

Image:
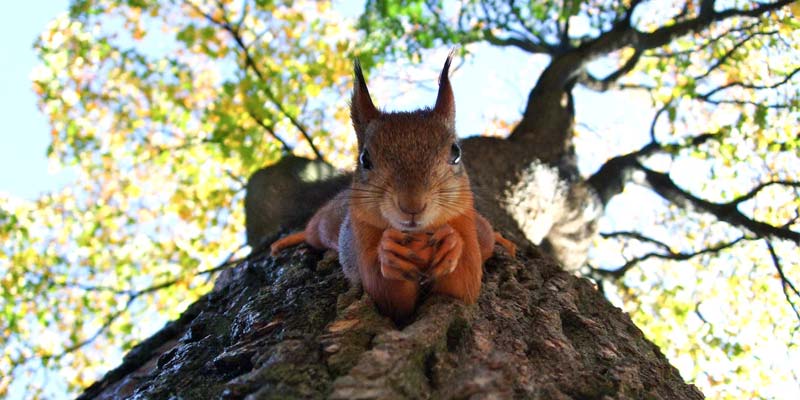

{"left": 271, "top": 53, "right": 515, "bottom": 321}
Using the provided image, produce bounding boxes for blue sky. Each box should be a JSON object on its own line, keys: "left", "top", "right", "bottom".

{"left": 0, "top": 1, "right": 71, "bottom": 200}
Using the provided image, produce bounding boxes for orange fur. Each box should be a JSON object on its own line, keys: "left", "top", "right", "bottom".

{"left": 270, "top": 231, "right": 307, "bottom": 256}
{"left": 350, "top": 219, "right": 420, "bottom": 320}
{"left": 429, "top": 211, "right": 483, "bottom": 304}
{"left": 493, "top": 232, "right": 517, "bottom": 258}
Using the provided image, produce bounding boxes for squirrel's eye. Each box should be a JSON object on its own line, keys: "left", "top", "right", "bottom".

{"left": 360, "top": 149, "right": 373, "bottom": 170}
{"left": 449, "top": 143, "right": 462, "bottom": 165}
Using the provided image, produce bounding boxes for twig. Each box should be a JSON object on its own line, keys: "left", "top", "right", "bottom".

{"left": 699, "top": 66, "right": 800, "bottom": 99}
{"left": 593, "top": 234, "right": 750, "bottom": 278}
{"left": 244, "top": 106, "right": 294, "bottom": 153}
{"left": 764, "top": 240, "right": 800, "bottom": 326}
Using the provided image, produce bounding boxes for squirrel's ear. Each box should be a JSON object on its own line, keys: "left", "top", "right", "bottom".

{"left": 433, "top": 50, "right": 455, "bottom": 126}
{"left": 351, "top": 59, "right": 379, "bottom": 143}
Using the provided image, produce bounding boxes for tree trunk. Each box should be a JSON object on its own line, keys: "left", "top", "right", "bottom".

{"left": 78, "top": 238, "right": 703, "bottom": 399}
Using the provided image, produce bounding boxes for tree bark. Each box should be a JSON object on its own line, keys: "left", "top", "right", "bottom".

{"left": 79, "top": 237, "right": 703, "bottom": 399}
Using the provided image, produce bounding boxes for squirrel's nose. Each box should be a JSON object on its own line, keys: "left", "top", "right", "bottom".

{"left": 398, "top": 202, "right": 427, "bottom": 216}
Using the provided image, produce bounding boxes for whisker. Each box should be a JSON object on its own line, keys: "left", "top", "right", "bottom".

{"left": 361, "top": 179, "right": 390, "bottom": 192}
{"left": 436, "top": 188, "right": 472, "bottom": 195}
{"left": 348, "top": 189, "right": 384, "bottom": 196}
{"left": 430, "top": 169, "right": 452, "bottom": 191}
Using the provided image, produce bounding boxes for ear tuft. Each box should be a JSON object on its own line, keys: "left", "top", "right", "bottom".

{"left": 433, "top": 49, "right": 456, "bottom": 125}
{"left": 351, "top": 59, "right": 379, "bottom": 144}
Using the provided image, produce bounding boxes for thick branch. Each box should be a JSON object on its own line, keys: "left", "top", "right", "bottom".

{"left": 536, "top": 0, "right": 792, "bottom": 93}
{"left": 482, "top": 30, "right": 553, "bottom": 54}
{"left": 637, "top": 165, "right": 800, "bottom": 243}
{"left": 586, "top": 130, "right": 718, "bottom": 204}
{"left": 634, "top": 0, "right": 794, "bottom": 51}
{"left": 510, "top": 0, "right": 792, "bottom": 151}
{"left": 579, "top": 49, "right": 643, "bottom": 91}
{"left": 647, "top": 22, "right": 761, "bottom": 58}
{"left": 587, "top": 135, "right": 800, "bottom": 244}
{"left": 79, "top": 239, "right": 706, "bottom": 400}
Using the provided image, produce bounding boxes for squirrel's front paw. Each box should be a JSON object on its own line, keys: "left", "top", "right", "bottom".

{"left": 379, "top": 229, "right": 431, "bottom": 281}
{"left": 426, "top": 224, "right": 464, "bottom": 283}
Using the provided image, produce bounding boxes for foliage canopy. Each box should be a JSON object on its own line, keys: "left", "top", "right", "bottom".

{"left": 0, "top": 0, "right": 798, "bottom": 398}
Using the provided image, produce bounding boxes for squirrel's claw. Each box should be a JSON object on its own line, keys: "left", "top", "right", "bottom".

{"left": 382, "top": 228, "right": 414, "bottom": 246}
{"left": 379, "top": 229, "right": 428, "bottom": 282}
{"left": 427, "top": 225, "right": 463, "bottom": 282}
{"left": 428, "top": 224, "right": 454, "bottom": 247}
{"left": 381, "top": 238, "right": 426, "bottom": 265}
{"left": 381, "top": 253, "right": 419, "bottom": 281}
{"left": 380, "top": 248, "right": 422, "bottom": 281}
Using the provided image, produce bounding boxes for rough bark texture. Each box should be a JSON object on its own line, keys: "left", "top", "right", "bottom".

{"left": 79, "top": 236, "right": 703, "bottom": 399}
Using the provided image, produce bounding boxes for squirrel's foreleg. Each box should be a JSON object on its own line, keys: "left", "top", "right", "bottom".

{"left": 344, "top": 221, "right": 423, "bottom": 321}
{"left": 428, "top": 213, "right": 483, "bottom": 304}
{"left": 475, "top": 212, "right": 516, "bottom": 259}
{"left": 270, "top": 231, "right": 307, "bottom": 256}
{"left": 269, "top": 190, "right": 349, "bottom": 256}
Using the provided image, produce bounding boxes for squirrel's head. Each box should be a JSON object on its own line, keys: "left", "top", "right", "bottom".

{"left": 348, "top": 53, "right": 471, "bottom": 232}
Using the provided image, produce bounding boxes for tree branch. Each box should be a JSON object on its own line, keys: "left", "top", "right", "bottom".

{"left": 634, "top": 0, "right": 794, "bottom": 51}
{"left": 509, "top": 0, "right": 792, "bottom": 149}
{"left": 601, "top": 230, "right": 672, "bottom": 253}
{"left": 183, "top": 0, "right": 324, "bottom": 160}
{"left": 699, "top": 66, "right": 800, "bottom": 99}
{"left": 587, "top": 131, "right": 799, "bottom": 244}
{"left": 646, "top": 22, "right": 761, "bottom": 58}
{"left": 697, "top": 98, "right": 792, "bottom": 109}
{"left": 593, "top": 233, "right": 750, "bottom": 278}
{"left": 17, "top": 243, "right": 248, "bottom": 372}
{"left": 586, "top": 128, "right": 718, "bottom": 205}
{"left": 765, "top": 240, "right": 800, "bottom": 325}
{"left": 693, "top": 29, "right": 779, "bottom": 81}
{"left": 507, "top": 0, "right": 554, "bottom": 50}
{"left": 482, "top": 30, "right": 554, "bottom": 54}
{"left": 637, "top": 165, "right": 800, "bottom": 243}
{"left": 244, "top": 106, "right": 294, "bottom": 154}
{"left": 40, "top": 277, "right": 180, "bottom": 364}
{"left": 729, "top": 180, "right": 800, "bottom": 206}
{"left": 578, "top": 48, "right": 643, "bottom": 91}
{"left": 570, "top": 0, "right": 792, "bottom": 79}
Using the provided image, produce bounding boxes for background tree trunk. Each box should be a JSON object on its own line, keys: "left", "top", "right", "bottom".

{"left": 79, "top": 234, "right": 703, "bottom": 399}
